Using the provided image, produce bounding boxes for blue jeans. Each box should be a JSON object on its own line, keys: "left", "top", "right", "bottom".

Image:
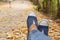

{"left": 27, "top": 16, "right": 38, "bottom": 40}
{"left": 29, "top": 30, "right": 51, "bottom": 40}
{"left": 38, "top": 25, "right": 49, "bottom": 36}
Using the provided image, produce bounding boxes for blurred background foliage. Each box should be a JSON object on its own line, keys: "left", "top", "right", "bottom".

{"left": 0, "top": 0, "right": 60, "bottom": 20}
{"left": 0, "top": 0, "right": 3, "bottom": 1}
{"left": 30, "top": 0, "right": 60, "bottom": 20}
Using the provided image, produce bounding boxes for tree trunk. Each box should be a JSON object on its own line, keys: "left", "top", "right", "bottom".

{"left": 46, "top": 0, "right": 51, "bottom": 13}
{"left": 49, "top": 0, "right": 58, "bottom": 19}
{"left": 57, "top": 0, "right": 60, "bottom": 18}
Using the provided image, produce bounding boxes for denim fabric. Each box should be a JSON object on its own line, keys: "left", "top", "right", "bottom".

{"left": 38, "top": 25, "right": 49, "bottom": 36}
{"left": 29, "top": 30, "right": 51, "bottom": 40}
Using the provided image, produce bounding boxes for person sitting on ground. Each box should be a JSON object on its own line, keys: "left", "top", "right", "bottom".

{"left": 27, "top": 11, "right": 51, "bottom": 40}
{"left": 28, "top": 21, "right": 51, "bottom": 40}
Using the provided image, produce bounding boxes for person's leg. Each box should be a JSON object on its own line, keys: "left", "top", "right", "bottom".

{"left": 9, "top": 1, "right": 12, "bottom": 8}
{"left": 38, "top": 19, "right": 49, "bottom": 36}
{"left": 27, "top": 16, "right": 38, "bottom": 40}
{"left": 27, "top": 12, "right": 38, "bottom": 40}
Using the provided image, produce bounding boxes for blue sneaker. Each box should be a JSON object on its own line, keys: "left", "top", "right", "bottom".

{"left": 27, "top": 11, "right": 38, "bottom": 29}
{"left": 27, "top": 11, "right": 38, "bottom": 40}
{"left": 38, "top": 19, "right": 49, "bottom": 36}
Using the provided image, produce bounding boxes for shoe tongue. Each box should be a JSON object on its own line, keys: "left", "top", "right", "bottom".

{"left": 41, "top": 30, "right": 44, "bottom": 34}
{"left": 33, "top": 21, "right": 35, "bottom": 24}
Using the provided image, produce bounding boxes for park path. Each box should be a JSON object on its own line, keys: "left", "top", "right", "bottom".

{"left": 0, "top": 0, "right": 60, "bottom": 40}
{"left": 0, "top": 1, "right": 33, "bottom": 40}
